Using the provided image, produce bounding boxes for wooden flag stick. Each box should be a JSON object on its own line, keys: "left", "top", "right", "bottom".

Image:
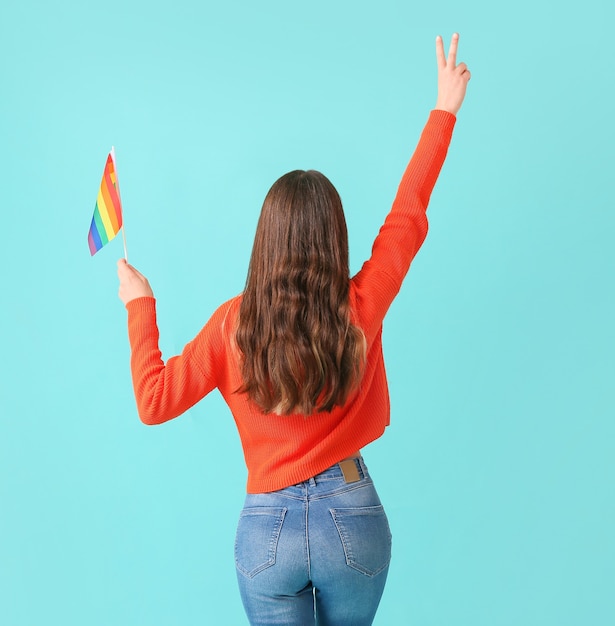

{"left": 110, "top": 145, "right": 128, "bottom": 261}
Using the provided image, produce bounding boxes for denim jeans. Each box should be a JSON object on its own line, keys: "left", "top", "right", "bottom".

{"left": 235, "top": 457, "right": 391, "bottom": 625}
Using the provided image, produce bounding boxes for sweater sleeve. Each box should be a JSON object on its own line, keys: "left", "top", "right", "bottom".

{"left": 351, "top": 109, "right": 456, "bottom": 342}
{"left": 125, "top": 296, "right": 221, "bottom": 425}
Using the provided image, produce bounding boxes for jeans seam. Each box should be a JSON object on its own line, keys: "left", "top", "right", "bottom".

{"left": 304, "top": 497, "right": 311, "bottom": 580}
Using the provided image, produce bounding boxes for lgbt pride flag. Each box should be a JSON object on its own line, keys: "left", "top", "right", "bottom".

{"left": 88, "top": 148, "right": 123, "bottom": 256}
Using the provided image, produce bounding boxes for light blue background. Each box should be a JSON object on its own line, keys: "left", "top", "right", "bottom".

{"left": 1, "top": 1, "right": 613, "bottom": 624}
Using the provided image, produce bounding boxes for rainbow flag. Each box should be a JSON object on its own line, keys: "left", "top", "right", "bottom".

{"left": 88, "top": 149, "right": 123, "bottom": 256}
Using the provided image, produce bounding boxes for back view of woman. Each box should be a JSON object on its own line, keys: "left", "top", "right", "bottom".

{"left": 118, "top": 34, "right": 470, "bottom": 626}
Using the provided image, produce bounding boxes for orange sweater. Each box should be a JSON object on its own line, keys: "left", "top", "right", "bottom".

{"left": 125, "top": 110, "right": 456, "bottom": 493}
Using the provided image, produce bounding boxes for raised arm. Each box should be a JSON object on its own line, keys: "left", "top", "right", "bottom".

{"left": 352, "top": 34, "right": 471, "bottom": 342}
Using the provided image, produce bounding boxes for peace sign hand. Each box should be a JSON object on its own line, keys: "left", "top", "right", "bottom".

{"left": 435, "top": 33, "right": 471, "bottom": 116}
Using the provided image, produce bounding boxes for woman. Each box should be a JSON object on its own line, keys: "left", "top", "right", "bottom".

{"left": 118, "top": 33, "right": 470, "bottom": 626}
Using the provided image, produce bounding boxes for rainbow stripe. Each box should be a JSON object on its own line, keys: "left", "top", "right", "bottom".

{"left": 88, "top": 152, "right": 123, "bottom": 255}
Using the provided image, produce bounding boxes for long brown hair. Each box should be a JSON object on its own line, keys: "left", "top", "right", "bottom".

{"left": 236, "top": 170, "right": 365, "bottom": 415}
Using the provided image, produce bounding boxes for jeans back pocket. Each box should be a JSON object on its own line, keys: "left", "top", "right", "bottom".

{"left": 330, "top": 505, "right": 392, "bottom": 576}
{"left": 235, "top": 507, "right": 287, "bottom": 578}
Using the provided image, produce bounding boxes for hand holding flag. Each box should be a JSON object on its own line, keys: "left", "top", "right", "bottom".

{"left": 117, "top": 259, "right": 153, "bottom": 305}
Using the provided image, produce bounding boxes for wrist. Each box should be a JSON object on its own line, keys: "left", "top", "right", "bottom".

{"left": 434, "top": 102, "right": 458, "bottom": 115}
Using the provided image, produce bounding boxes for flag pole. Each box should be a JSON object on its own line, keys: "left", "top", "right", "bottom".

{"left": 110, "top": 145, "right": 128, "bottom": 261}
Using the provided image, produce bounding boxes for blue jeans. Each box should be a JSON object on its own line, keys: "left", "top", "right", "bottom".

{"left": 235, "top": 457, "right": 391, "bottom": 625}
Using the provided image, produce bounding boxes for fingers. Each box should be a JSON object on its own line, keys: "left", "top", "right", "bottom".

{"left": 455, "top": 62, "right": 471, "bottom": 82}
{"left": 435, "top": 35, "right": 446, "bottom": 69}
{"left": 447, "top": 32, "right": 459, "bottom": 66}
{"left": 117, "top": 259, "right": 135, "bottom": 279}
{"left": 456, "top": 62, "right": 468, "bottom": 75}
{"left": 436, "top": 33, "right": 463, "bottom": 69}
{"left": 117, "top": 258, "right": 140, "bottom": 275}
{"left": 117, "top": 258, "right": 129, "bottom": 277}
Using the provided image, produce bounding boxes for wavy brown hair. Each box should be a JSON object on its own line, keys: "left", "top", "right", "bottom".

{"left": 236, "top": 170, "right": 366, "bottom": 415}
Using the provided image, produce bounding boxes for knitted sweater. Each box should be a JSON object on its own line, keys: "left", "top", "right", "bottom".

{"left": 125, "top": 109, "right": 456, "bottom": 493}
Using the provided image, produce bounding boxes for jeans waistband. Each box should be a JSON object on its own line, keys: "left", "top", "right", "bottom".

{"left": 309, "top": 456, "right": 367, "bottom": 485}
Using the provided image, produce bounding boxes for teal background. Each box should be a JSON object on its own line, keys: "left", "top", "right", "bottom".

{"left": 1, "top": 0, "right": 613, "bottom": 624}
